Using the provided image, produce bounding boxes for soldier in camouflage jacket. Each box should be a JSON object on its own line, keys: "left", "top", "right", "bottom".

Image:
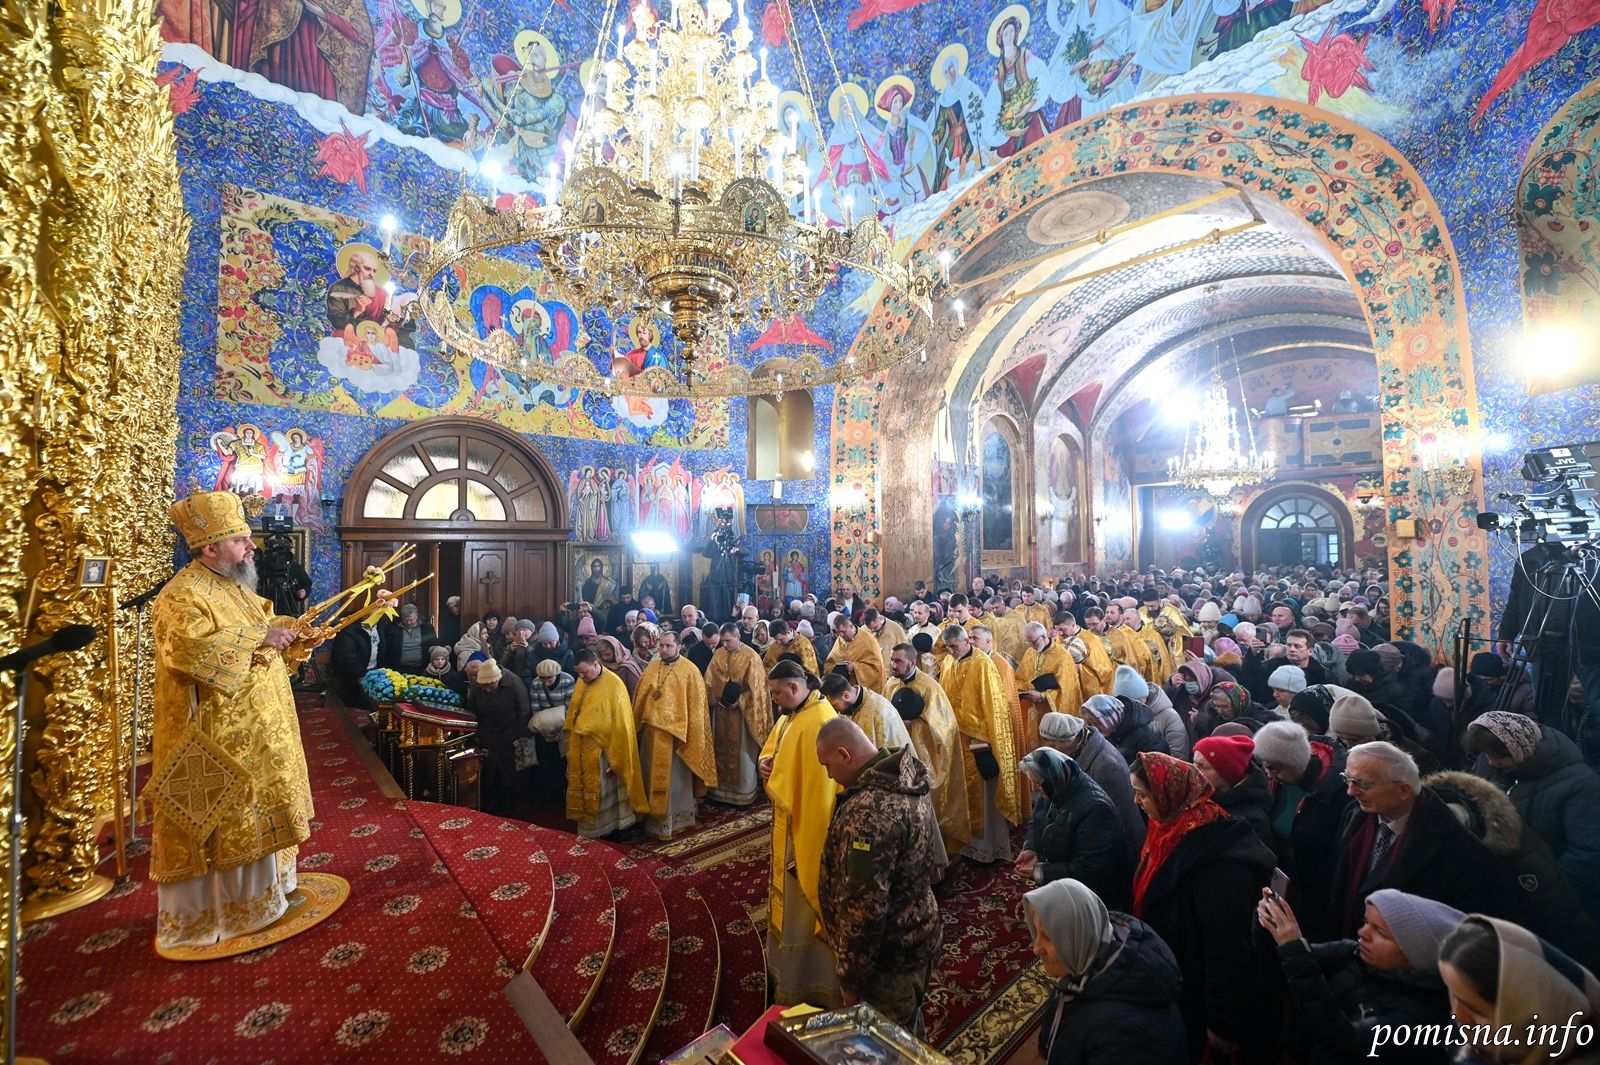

{"left": 817, "top": 717, "right": 943, "bottom": 1032}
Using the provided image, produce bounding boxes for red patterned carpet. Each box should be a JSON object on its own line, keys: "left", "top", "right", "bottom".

{"left": 16, "top": 696, "right": 1047, "bottom": 1062}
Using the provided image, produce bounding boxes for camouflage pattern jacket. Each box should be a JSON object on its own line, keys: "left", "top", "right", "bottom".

{"left": 819, "top": 746, "right": 943, "bottom": 994}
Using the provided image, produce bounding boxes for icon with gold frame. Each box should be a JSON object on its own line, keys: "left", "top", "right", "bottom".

{"left": 80, "top": 556, "right": 111, "bottom": 588}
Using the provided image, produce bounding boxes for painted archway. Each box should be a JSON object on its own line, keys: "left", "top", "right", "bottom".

{"left": 1240, "top": 483, "right": 1356, "bottom": 573}
{"left": 831, "top": 93, "right": 1489, "bottom": 652}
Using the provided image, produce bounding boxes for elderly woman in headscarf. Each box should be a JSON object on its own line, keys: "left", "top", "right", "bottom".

{"left": 1016, "top": 747, "right": 1129, "bottom": 907}
{"left": 1439, "top": 915, "right": 1600, "bottom": 1065}
{"left": 454, "top": 609, "right": 507, "bottom": 669}
{"left": 1191, "top": 678, "right": 1277, "bottom": 739}
{"left": 1022, "top": 878, "right": 1187, "bottom": 1064}
{"left": 1129, "top": 751, "right": 1280, "bottom": 1064}
{"left": 592, "top": 634, "right": 643, "bottom": 698}
{"left": 1165, "top": 659, "right": 1218, "bottom": 732}
{"left": 750, "top": 618, "right": 773, "bottom": 660}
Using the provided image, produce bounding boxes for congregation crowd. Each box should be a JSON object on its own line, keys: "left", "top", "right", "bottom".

{"left": 327, "top": 565, "right": 1600, "bottom": 1065}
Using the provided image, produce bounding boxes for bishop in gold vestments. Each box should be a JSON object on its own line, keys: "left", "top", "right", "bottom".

{"left": 566, "top": 653, "right": 648, "bottom": 838}
{"left": 938, "top": 627, "right": 1020, "bottom": 863}
{"left": 761, "top": 664, "right": 840, "bottom": 1008}
{"left": 152, "top": 492, "right": 313, "bottom": 949}
{"left": 634, "top": 632, "right": 716, "bottom": 840}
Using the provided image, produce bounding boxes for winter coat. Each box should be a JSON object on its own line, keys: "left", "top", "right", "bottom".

{"left": 1213, "top": 765, "right": 1275, "bottom": 847}
{"left": 1073, "top": 729, "right": 1146, "bottom": 860}
{"left": 819, "top": 746, "right": 942, "bottom": 995}
{"left": 1350, "top": 671, "right": 1410, "bottom": 718}
{"left": 1470, "top": 727, "right": 1600, "bottom": 925}
{"left": 1106, "top": 701, "right": 1168, "bottom": 765}
{"left": 1039, "top": 914, "right": 1189, "bottom": 1065}
{"left": 1139, "top": 818, "right": 1282, "bottom": 1064}
{"left": 1426, "top": 770, "right": 1600, "bottom": 972}
{"left": 1329, "top": 788, "right": 1522, "bottom": 939}
{"left": 498, "top": 641, "right": 534, "bottom": 683}
{"left": 1145, "top": 686, "right": 1192, "bottom": 761}
{"left": 532, "top": 641, "right": 575, "bottom": 679}
{"left": 1275, "top": 939, "right": 1449, "bottom": 1065}
{"left": 1024, "top": 761, "right": 1130, "bottom": 909}
{"left": 1271, "top": 739, "right": 1351, "bottom": 943}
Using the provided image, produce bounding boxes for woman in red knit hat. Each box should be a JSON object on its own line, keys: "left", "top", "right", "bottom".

{"left": 1194, "top": 734, "right": 1274, "bottom": 846}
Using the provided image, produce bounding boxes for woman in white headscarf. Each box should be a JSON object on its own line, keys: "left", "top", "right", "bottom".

{"left": 1022, "top": 878, "right": 1187, "bottom": 1064}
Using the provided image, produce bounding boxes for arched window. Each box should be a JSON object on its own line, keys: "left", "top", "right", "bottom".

{"left": 356, "top": 429, "right": 553, "bottom": 525}
{"left": 981, "top": 418, "right": 1024, "bottom": 562}
{"left": 1255, "top": 495, "right": 1341, "bottom": 567}
{"left": 747, "top": 389, "right": 816, "bottom": 480}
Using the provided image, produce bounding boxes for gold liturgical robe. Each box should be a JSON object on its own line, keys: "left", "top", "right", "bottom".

{"left": 764, "top": 634, "right": 819, "bottom": 675}
{"left": 885, "top": 670, "right": 970, "bottom": 854}
{"left": 823, "top": 629, "right": 887, "bottom": 694}
{"left": 940, "top": 649, "right": 1021, "bottom": 830}
{"left": 1019, "top": 641, "right": 1083, "bottom": 720}
{"left": 1020, "top": 604, "right": 1053, "bottom": 630}
{"left": 634, "top": 654, "right": 717, "bottom": 823}
{"left": 1107, "top": 624, "right": 1157, "bottom": 684}
{"left": 761, "top": 692, "right": 838, "bottom": 939}
{"left": 1075, "top": 632, "right": 1116, "bottom": 697}
{"left": 151, "top": 563, "right": 312, "bottom": 885}
{"left": 871, "top": 618, "right": 907, "bottom": 663}
{"left": 848, "top": 687, "right": 913, "bottom": 751}
{"left": 566, "top": 668, "right": 647, "bottom": 823}
{"left": 985, "top": 649, "right": 1031, "bottom": 813}
{"left": 990, "top": 612, "right": 1027, "bottom": 663}
{"left": 706, "top": 642, "right": 773, "bottom": 796}
{"left": 1130, "top": 622, "right": 1173, "bottom": 683}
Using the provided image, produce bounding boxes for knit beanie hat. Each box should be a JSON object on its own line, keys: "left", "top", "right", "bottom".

{"left": 537, "top": 621, "right": 560, "bottom": 643}
{"left": 477, "top": 659, "right": 502, "bottom": 684}
{"left": 1373, "top": 643, "right": 1404, "bottom": 673}
{"left": 1335, "top": 618, "right": 1359, "bottom": 639}
{"left": 1195, "top": 734, "right": 1255, "bottom": 786}
{"left": 1112, "top": 664, "right": 1149, "bottom": 701}
{"left": 1345, "top": 649, "right": 1383, "bottom": 679}
{"left": 577, "top": 616, "right": 597, "bottom": 637}
{"left": 1198, "top": 602, "right": 1222, "bottom": 623}
{"left": 1214, "top": 637, "right": 1242, "bottom": 658}
{"left": 1039, "top": 711, "right": 1084, "bottom": 743}
{"left": 1253, "top": 720, "right": 1312, "bottom": 771}
{"left": 1330, "top": 693, "right": 1382, "bottom": 739}
{"left": 1469, "top": 711, "right": 1542, "bottom": 764}
{"left": 1331, "top": 633, "right": 1358, "bottom": 654}
{"left": 796, "top": 620, "right": 815, "bottom": 639}
{"left": 1289, "top": 685, "right": 1337, "bottom": 733}
{"left": 1432, "top": 667, "right": 1455, "bottom": 700}
{"left": 1366, "top": 890, "right": 1466, "bottom": 969}
{"left": 535, "top": 658, "right": 561, "bottom": 678}
{"left": 1268, "top": 665, "right": 1308, "bottom": 694}
{"left": 1081, "top": 694, "right": 1124, "bottom": 732}
{"left": 1211, "top": 721, "right": 1256, "bottom": 738}
{"left": 1469, "top": 651, "right": 1508, "bottom": 678}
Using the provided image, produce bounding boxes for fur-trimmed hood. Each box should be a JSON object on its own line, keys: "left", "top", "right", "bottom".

{"left": 1424, "top": 769, "right": 1522, "bottom": 857}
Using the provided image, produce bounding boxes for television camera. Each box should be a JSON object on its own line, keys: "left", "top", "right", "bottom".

{"left": 1476, "top": 443, "right": 1600, "bottom": 548}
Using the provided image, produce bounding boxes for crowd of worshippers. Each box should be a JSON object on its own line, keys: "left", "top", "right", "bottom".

{"left": 326, "top": 565, "right": 1600, "bottom": 1064}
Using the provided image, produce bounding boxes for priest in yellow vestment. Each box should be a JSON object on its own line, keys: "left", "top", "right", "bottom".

{"left": 706, "top": 623, "right": 772, "bottom": 805}
{"left": 764, "top": 620, "right": 819, "bottom": 675}
{"left": 824, "top": 614, "right": 887, "bottom": 695}
{"left": 1018, "top": 587, "right": 1053, "bottom": 631}
{"left": 885, "top": 644, "right": 969, "bottom": 861}
{"left": 820, "top": 667, "right": 911, "bottom": 751}
{"left": 1100, "top": 603, "right": 1156, "bottom": 684}
{"left": 760, "top": 660, "right": 840, "bottom": 1007}
{"left": 633, "top": 629, "right": 716, "bottom": 840}
{"left": 566, "top": 649, "right": 647, "bottom": 838}
{"left": 864, "top": 607, "right": 906, "bottom": 666}
{"left": 970, "top": 625, "right": 1031, "bottom": 818}
{"left": 938, "top": 626, "right": 1019, "bottom": 863}
{"left": 152, "top": 492, "right": 314, "bottom": 949}
{"left": 1060, "top": 611, "right": 1114, "bottom": 697}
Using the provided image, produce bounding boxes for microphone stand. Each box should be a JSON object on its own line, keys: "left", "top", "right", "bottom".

{"left": 117, "top": 573, "right": 171, "bottom": 848}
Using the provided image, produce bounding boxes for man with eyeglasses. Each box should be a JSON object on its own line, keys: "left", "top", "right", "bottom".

{"left": 1327, "top": 741, "right": 1519, "bottom": 938}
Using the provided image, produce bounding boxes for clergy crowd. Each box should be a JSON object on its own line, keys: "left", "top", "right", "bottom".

{"left": 155, "top": 495, "right": 1600, "bottom": 1065}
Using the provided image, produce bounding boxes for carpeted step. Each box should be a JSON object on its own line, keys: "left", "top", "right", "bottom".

{"left": 567, "top": 846, "right": 671, "bottom": 1065}
{"left": 407, "top": 801, "right": 556, "bottom": 968}
{"left": 639, "top": 875, "right": 721, "bottom": 1063}
{"left": 527, "top": 830, "right": 618, "bottom": 1027}
{"left": 691, "top": 856, "right": 769, "bottom": 1032}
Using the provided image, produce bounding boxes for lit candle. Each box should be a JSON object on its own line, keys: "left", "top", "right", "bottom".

{"left": 952, "top": 299, "right": 966, "bottom": 328}
{"left": 379, "top": 213, "right": 398, "bottom": 253}
{"left": 759, "top": 46, "right": 768, "bottom": 82}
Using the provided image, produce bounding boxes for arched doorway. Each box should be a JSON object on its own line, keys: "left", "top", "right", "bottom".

{"left": 1241, "top": 485, "right": 1354, "bottom": 571}
{"left": 341, "top": 419, "right": 569, "bottom": 625}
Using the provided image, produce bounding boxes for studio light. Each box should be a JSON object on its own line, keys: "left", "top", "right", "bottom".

{"left": 1157, "top": 509, "right": 1194, "bottom": 531}
{"left": 630, "top": 529, "right": 679, "bottom": 555}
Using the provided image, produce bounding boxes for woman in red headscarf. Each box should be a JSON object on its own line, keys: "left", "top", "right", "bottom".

{"left": 1130, "top": 752, "right": 1280, "bottom": 1064}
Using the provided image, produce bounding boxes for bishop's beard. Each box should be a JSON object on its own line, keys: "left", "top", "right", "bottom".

{"left": 228, "top": 557, "right": 258, "bottom": 592}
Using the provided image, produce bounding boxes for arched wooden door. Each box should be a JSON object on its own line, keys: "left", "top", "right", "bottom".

{"left": 340, "top": 419, "right": 569, "bottom": 626}
{"left": 1240, "top": 484, "right": 1353, "bottom": 572}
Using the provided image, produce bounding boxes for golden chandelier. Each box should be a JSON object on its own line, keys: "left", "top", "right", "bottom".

{"left": 1167, "top": 369, "right": 1276, "bottom": 499}
{"left": 412, "top": 0, "right": 956, "bottom": 399}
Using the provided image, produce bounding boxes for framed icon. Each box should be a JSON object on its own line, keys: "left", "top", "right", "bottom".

{"left": 80, "top": 557, "right": 111, "bottom": 588}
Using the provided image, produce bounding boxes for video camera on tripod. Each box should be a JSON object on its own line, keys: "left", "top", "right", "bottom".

{"left": 1476, "top": 443, "right": 1600, "bottom": 547}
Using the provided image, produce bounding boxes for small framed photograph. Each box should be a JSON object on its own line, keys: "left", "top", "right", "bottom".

{"left": 80, "top": 557, "right": 111, "bottom": 588}
{"left": 766, "top": 1003, "right": 950, "bottom": 1065}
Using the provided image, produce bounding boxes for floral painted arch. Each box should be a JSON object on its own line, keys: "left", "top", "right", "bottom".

{"left": 832, "top": 93, "right": 1489, "bottom": 651}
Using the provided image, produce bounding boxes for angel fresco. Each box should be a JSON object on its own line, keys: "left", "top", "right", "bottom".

{"left": 606, "top": 467, "right": 636, "bottom": 538}
{"left": 695, "top": 469, "right": 747, "bottom": 541}
{"left": 821, "top": 83, "right": 889, "bottom": 227}
{"left": 569, "top": 465, "right": 604, "bottom": 542}
{"left": 637, "top": 456, "right": 694, "bottom": 542}
{"left": 467, "top": 286, "right": 578, "bottom": 411}
{"left": 268, "top": 428, "right": 325, "bottom": 527}
{"left": 484, "top": 30, "right": 570, "bottom": 183}
{"left": 776, "top": 90, "right": 829, "bottom": 220}
{"left": 372, "top": 0, "right": 493, "bottom": 148}
{"left": 872, "top": 76, "right": 934, "bottom": 217}
{"left": 212, "top": 424, "right": 270, "bottom": 495}
{"left": 929, "top": 43, "right": 989, "bottom": 191}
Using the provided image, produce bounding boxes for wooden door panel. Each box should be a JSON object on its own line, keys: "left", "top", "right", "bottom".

{"left": 510, "top": 542, "right": 558, "bottom": 624}
{"left": 467, "top": 542, "right": 511, "bottom": 621}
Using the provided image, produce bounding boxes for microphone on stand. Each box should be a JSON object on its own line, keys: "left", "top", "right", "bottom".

{"left": 0, "top": 624, "right": 98, "bottom": 672}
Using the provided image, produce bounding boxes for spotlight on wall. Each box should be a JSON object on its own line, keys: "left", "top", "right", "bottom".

{"left": 631, "top": 530, "right": 679, "bottom": 555}
{"left": 1157, "top": 509, "right": 1195, "bottom": 532}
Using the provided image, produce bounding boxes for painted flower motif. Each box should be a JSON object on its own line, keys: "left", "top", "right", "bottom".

{"left": 350, "top": 823, "right": 380, "bottom": 838}
{"left": 335, "top": 1009, "right": 392, "bottom": 1047}
{"left": 156, "top": 66, "right": 202, "bottom": 114}
{"left": 629, "top": 966, "right": 664, "bottom": 991}
{"left": 577, "top": 951, "right": 607, "bottom": 976}
{"left": 313, "top": 121, "right": 373, "bottom": 193}
{"left": 383, "top": 894, "right": 422, "bottom": 916}
{"left": 605, "top": 1024, "right": 645, "bottom": 1054}
{"left": 464, "top": 846, "right": 500, "bottom": 860}
{"left": 406, "top": 945, "right": 451, "bottom": 973}
{"left": 140, "top": 996, "right": 201, "bottom": 1033}
{"left": 437, "top": 1017, "right": 489, "bottom": 1055}
{"left": 1523, "top": 251, "right": 1563, "bottom": 295}
{"left": 322, "top": 941, "right": 368, "bottom": 969}
{"left": 439, "top": 817, "right": 473, "bottom": 830}
{"left": 235, "top": 1002, "right": 291, "bottom": 1038}
{"left": 364, "top": 854, "right": 400, "bottom": 872}
{"left": 490, "top": 882, "right": 530, "bottom": 901}
{"left": 672, "top": 935, "right": 705, "bottom": 955}
{"left": 77, "top": 927, "right": 129, "bottom": 953}
{"left": 1522, "top": 182, "right": 1563, "bottom": 218}
{"left": 51, "top": 991, "right": 112, "bottom": 1025}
